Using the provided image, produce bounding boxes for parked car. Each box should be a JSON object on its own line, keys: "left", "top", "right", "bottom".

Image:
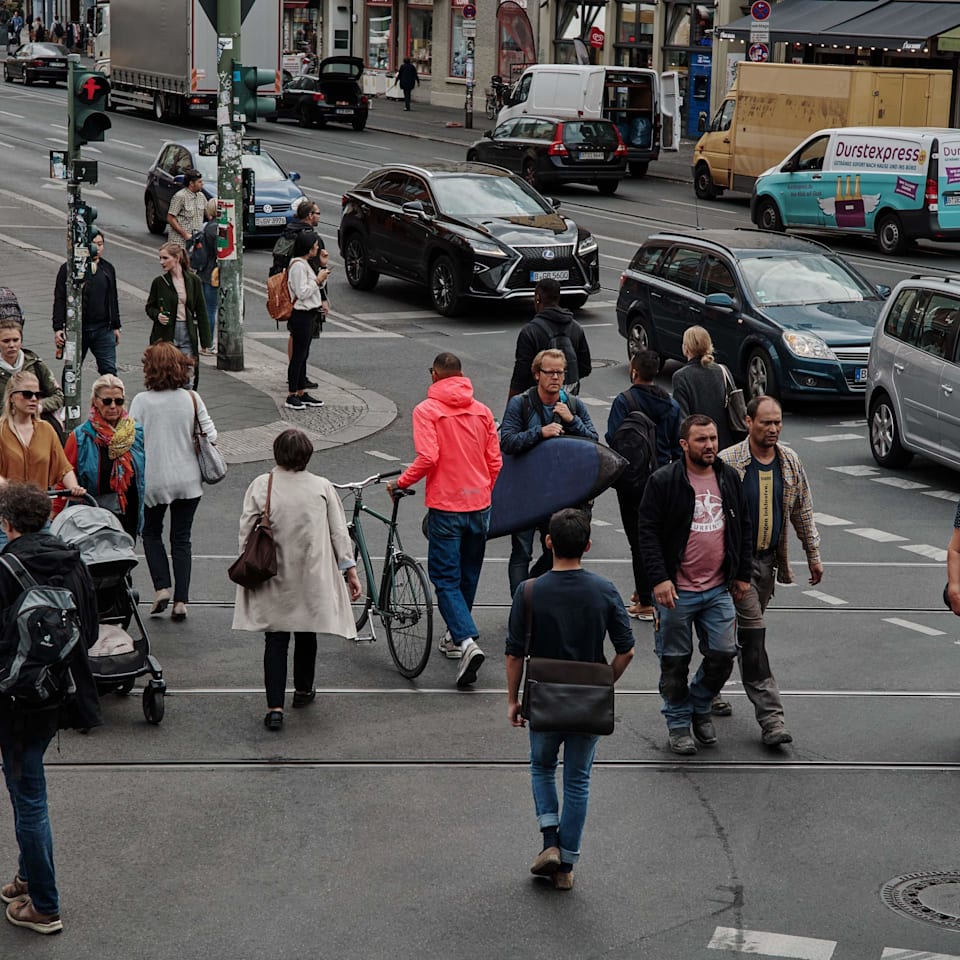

{"left": 144, "top": 140, "right": 305, "bottom": 241}
{"left": 466, "top": 116, "right": 628, "bottom": 194}
{"left": 338, "top": 161, "right": 600, "bottom": 316}
{"left": 866, "top": 274, "right": 960, "bottom": 470}
{"left": 616, "top": 229, "right": 890, "bottom": 400}
{"left": 266, "top": 56, "right": 369, "bottom": 130}
{"left": 3, "top": 42, "right": 69, "bottom": 85}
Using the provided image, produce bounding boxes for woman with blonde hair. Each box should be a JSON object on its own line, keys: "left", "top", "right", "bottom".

{"left": 671, "top": 325, "right": 737, "bottom": 451}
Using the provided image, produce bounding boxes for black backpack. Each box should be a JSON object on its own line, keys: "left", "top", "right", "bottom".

{"left": 609, "top": 389, "right": 658, "bottom": 492}
{"left": 0, "top": 556, "right": 79, "bottom": 709}
{"left": 533, "top": 316, "right": 579, "bottom": 385}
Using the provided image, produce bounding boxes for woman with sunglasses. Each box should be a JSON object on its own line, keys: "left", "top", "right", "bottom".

{"left": 0, "top": 316, "right": 65, "bottom": 443}
{"left": 61, "top": 375, "right": 145, "bottom": 539}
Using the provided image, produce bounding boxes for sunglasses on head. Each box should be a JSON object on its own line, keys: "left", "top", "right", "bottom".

{"left": 97, "top": 396, "right": 125, "bottom": 406}
{"left": 15, "top": 390, "right": 44, "bottom": 400}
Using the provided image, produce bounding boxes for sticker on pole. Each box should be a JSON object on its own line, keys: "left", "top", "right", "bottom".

{"left": 748, "top": 42, "right": 769, "bottom": 62}
{"left": 217, "top": 200, "right": 237, "bottom": 261}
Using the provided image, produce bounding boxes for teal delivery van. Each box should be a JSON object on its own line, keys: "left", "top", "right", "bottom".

{"left": 750, "top": 127, "right": 960, "bottom": 255}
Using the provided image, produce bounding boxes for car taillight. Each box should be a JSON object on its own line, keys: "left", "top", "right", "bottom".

{"left": 620, "top": 272, "right": 627, "bottom": 287}
{"left": 548, "top": 122, "right": 569, "bottom": 157}
{"left": 31, "top": 59, "right": 44, "bottom": 66}
{"left": 925, "top": 178, "right": 939, "bottom": 209}
{"left": 312, "top": 92, "right": 326, "bottom": 103}
{"left": 360, "top": 95, "right": 369, "bottom": 105}
{"left": 614, "top": 128, "right": 628, "bottom": 158}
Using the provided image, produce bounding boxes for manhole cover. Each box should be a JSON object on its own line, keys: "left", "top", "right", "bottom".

{"left": 881, "top": 872, "right": 960, "bottom": 930}
{"left": 590, "top": 358, "right": 620, "bottom": 369}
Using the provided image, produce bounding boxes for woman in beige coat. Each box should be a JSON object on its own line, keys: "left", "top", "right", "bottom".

{"left": 233, "top": 429, "right": 361, "bottom": 731}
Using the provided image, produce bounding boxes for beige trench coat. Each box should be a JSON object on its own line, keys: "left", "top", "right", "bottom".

{"left": 232, "top": 468, "right": 357, "bottom": 637}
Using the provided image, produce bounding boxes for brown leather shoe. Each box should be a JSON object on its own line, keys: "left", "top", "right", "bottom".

{"left": 553, "top": 869, "right": 575, "bottom": 891}
{"left": 530, "top": 846, "right": 561, "bottom": 876}
{"left": 6, "top": 898, "right": 62, "bottom": 934}
{"left": 0, "top": 875, "right": 27, "bottom": 904}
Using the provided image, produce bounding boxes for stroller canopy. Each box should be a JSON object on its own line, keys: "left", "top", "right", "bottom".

{"left": 50, "top": 504, "right": 137, "bottom": 567}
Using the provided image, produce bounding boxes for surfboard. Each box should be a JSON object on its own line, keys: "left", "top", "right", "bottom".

{"left": 487, "top": 436, "right": 628, "bottom": 539}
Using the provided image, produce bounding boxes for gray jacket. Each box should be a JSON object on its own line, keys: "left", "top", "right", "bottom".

{"left": 671, "top": 358, "right": 735, "bottom": 451}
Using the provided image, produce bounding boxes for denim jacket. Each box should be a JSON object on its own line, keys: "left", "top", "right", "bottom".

{"left": 500, "top": 387, "right": 598, "bottom": 455}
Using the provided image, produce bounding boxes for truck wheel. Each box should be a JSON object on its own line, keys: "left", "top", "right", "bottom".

{"left": 145, "top": 196, "right": 166, "bottom": 235}
{"left": 694, "top": 162, "right": 718, "bottom": 200}
{"left": 876, "top": 212, "right": 907, "bottom": 255}
{"left": 153, "top": 93, "right": 167, "bottom": 122}
{"left": 757, "top": 198, "right": 784, "bottom": 233}
{"left": 629, "top": 161, "right": 648, "bottom": 178}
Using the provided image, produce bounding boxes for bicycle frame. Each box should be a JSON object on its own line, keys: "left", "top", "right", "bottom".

{"left": 347, "top": 491, "right": 406, "bottom": 617}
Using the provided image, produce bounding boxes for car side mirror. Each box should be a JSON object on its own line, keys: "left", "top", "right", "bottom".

{"left": 483, "top": 129, "right": 493, "bottom": 139}
{"left": 288, "top": 171, "right": 301, "bottom": 182}
{"left": 705, "top": 292, "right": 736, "bottom": 313}
{"left": 782, "top": 159, "right": 796, "bottom": 173}
{"left": 876, "top": 283, "right": 892, "bottom": 298}
{"left": 402, "top": 200, "right": 429, "bottom": 220}
{"left": 549, "top": 197, "right": 561, "bottom": 210}
{"left": 173, "top": 174, "right": 185, "bottom": 185}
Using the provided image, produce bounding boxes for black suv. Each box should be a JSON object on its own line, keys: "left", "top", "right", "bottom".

{"left": 616, "top": 229, "right": 889, "bottom": 400}
{"left": 338, "top": 161, "right": 600, "bottom": 316}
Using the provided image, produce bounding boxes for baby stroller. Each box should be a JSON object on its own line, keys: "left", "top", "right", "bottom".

{"left": 49, "top": 495, "right": 166, "bottom": 724}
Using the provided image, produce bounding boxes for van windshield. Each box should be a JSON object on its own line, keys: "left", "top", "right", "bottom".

{"left": 740, "top": 254, "right": 878, "bottom": 306}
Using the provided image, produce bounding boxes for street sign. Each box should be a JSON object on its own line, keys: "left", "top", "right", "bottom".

{"left": 748, "top": 42, "right": 770, "bottom": 62}
{"left": 750, "top": 0, "right": 771, "bottom": 21}
{"left": 749, "top": 22, "right": 769, "bottom": 42}
{"left": 588, "top": 26, "right": 605, "bottom": 49}
{"left": 462, "top": 20, "right": 476, "bottom": 37}
{"left": 462, "top": 3, "right": 476, "bottom": 18}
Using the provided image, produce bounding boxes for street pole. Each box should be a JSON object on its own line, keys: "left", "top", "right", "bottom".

{"left": 63, "top": 57, "right": 84, "bottom": 433}
{"left": 216, "top": 0, "right": 244, "bottom": 371}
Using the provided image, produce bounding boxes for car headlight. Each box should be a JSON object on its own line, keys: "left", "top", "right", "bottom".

{"left": 782, "top": 331, "right": 837, "bottom": 361}
{"left": 468, "top": 238, "right": 509, "bottom": 258}
{"left": 291, "top": 200, "right": 301, "bottom": 212}
{"left": 577, "top": 235, "right": 598, "bottom": 256}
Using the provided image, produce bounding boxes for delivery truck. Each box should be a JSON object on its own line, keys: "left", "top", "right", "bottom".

{"left": 103, "top": 0, "right": 281, "bottom": 121}
{"left": 692, "top": 62, "right": 951, "bottom": 199}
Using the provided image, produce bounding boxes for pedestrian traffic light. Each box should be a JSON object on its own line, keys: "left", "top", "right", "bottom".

{"left": 234, "top": 63, "right": 276, "bottom": 123}
{"left": 71, "top": 69, "right": 111, "bottom": 147}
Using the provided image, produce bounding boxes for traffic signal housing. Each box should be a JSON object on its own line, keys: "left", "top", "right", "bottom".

{"left": 71, "top": 70, "right": 111, "bottom": 147}
{"left": 235, "top": 63, "right": 276, "bottom": 123}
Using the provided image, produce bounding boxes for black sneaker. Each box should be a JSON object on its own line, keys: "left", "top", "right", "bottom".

{"left": 303, "top": 378, "right": 319, "bottom": 389}
{"left": 300, "top": 393, "right": 324, "bottom": 407}
{"left": 285, "top": 395, "right": 305, "bottom": 410}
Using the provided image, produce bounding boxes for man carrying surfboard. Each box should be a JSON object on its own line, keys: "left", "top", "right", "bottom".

{"left": 386, "top": 353, "right": 501, "bottom": 688}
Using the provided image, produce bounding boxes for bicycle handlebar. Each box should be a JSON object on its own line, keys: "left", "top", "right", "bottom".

{"left": 332, "top": 468, "right": 403, "bottom": 492}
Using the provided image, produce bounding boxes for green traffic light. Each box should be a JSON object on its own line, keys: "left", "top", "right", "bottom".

{"left": 234, "top": 62, "right": 277, "bottom": 123}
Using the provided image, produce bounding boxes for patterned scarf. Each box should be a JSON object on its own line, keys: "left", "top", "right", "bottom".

{"left": 89, "top": 408, "right": 136, "bottom": 511}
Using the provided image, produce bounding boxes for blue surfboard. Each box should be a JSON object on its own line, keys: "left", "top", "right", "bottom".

{"left": 487, "top": 437, "right": 628, "bottom": 539}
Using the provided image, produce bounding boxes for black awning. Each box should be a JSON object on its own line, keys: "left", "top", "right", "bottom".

{"left": 822, "top": 1, "right": 960, "bottom": 47}
{"left": 716, "top": 0, "right": 880, "bottom": 46}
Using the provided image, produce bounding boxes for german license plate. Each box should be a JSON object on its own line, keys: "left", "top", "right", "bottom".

{"left": 945, "top": 194, "right": 960, "bottom": 206}
{"left": 49, "top": 61, "right": 65, "bottom": 67}
{"left": 578, "top": 151, "right": 604, "bottom": 161}
{"left": 530, "top": 270, "right": 569, "bottom": 281}
{"left": 855, "top": 366, "right": 868, "bottom": 383}
{"left": 336, "top": 109, "right": 353, "bottom": 115}
{"left": 256, "top": 216, "right": 286, "bottom": 227}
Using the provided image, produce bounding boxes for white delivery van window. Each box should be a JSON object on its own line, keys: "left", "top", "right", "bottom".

{"left": 789, "top": 136, "right": 829, "bottom": 172}
{"left": 513, "top": 74, "right": 531, "bottom": 105}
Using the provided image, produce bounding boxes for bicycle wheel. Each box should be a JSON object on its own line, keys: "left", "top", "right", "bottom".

{"left": 382, "top": 554, "right": 433, "bottom": 679}
{"left": 349, "top": 529, "right": 371, "bottom": 631}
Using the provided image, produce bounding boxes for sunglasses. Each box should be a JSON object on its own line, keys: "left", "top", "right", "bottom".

{"left": 14, "top": 390, "right": 45, "bottom": 400}
{"left": 96, "top": 396, "right": 125, "bottom": 406}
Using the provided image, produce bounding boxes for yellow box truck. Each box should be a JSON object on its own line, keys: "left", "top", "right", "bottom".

{"left": 692, "top": 63, "right": 951, "bottom": 199}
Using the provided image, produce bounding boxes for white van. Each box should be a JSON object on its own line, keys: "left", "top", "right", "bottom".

{"left": 497, "top": 65, "right": 680, "bottom": 177}
{"left": 751, "top": 126, "right": 960, "bottom": 255}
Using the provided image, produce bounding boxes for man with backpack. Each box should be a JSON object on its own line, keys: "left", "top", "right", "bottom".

{"left": 0, "top": 483, "right": 100, "bottom": 935}
{"left": 508, "top": 279, "right": 591, "bottom": 399}
{"left": 605, "top": 349, "right": 682, "bottom": 620}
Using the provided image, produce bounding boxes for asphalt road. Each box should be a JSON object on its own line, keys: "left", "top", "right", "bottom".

{"left": 2, "top": 77, "right": 960, "bottom": 958}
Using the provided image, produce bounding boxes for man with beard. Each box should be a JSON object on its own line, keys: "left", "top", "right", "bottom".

{"left": 636, "top": 414, "right": 752, "bottom": 755}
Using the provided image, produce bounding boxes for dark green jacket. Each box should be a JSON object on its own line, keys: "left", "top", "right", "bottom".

{"left": 145, "top": 271, "right": 211, "bottom": 354}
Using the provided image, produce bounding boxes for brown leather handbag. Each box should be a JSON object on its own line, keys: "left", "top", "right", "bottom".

{"left": 520, "top": 579, "right": 615, "bottom": 736}
{"left": 228, "top": 473, "right": 277, "bottom": 589}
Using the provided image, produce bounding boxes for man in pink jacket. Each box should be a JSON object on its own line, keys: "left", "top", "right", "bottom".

{"left": 388, "top": 353, "right": 502, "bottom": 687}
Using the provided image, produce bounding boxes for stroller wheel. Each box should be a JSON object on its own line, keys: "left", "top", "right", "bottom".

{"left": 116, "top": 678, "right": 136, "bottom": 696}
{"left": 143, "top": 684, "right": 165, "bottom": 725}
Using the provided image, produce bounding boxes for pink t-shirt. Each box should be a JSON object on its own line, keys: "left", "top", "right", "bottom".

{"left": 676, "top": 469, "right": 726, "bottom": 592}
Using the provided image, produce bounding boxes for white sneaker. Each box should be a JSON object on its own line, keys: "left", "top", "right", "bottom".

{"left": 438, "top": 630, "right": 463, "bottom": 659}
{"left": 456, "top": 640, "right": 484, "bottom": 688}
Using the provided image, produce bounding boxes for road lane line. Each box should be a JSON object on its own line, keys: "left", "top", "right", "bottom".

{"left": 579, "top": 321, "right": 613, "bottom": 327}
{"left": 872, "top": 477, "right": 929, "bottom": 490}
{"left": 846, "top": 528, "right": 908, "bottom": 542}
{"left": 900, "top": 544, "right": 948, "bottom": 561}
{"left": 883, "top": 618, "right": 945, "bottom": 637}
{"left": 462, "top": 329, "right": 507, "bottom": 336}
{"left": 707, "top": 927, "right": 836, "bottom": 959}
{"left": 365, "top": 450, "right": 401, "bottom": 461}
{"left": 116, "top": 176, "right": 145, "bottom": 186}
{"left": 0, "top": 110, "right": 24, "bottom": 118}
{"left": 109, "top": 138, "right": 143, "bottom": 149}
{"left": 804, "top": 433, "right": 863, "bottom": 442}
{"left": 836, "top": 419, "right": 867, "bottom": 426}
{"left": 923, "top": 489, "right": 959, "bottom": 501}
{"left": 803, "top": 590, "right": 847, "bottom": 606}
{"left": 828, "top": 464, "right": 879, "bottom": 476}
{"left": 812, "top": 513, "right": 851, "bottom": 526}
{"left": 577, "top": 396, "right": 609, "bottom": 406}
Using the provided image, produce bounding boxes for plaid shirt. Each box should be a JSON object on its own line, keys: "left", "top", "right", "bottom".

{"left": 719, "top": 440, "right": 820, "bottom": 585}
{"left": 167, "top": 188, "right": 206, "bottom": 246}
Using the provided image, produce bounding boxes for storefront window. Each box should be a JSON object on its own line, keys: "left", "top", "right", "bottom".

{"left": 367, "top": 4, "right": 392, "bottom": 70}
{"left": 617, "top": 2, "right": 654, "bottom": 44}
{"left": 450, "top": 3, "right": 467, "bottom": 77}
{"left": 407, "top": 6, "right": 433, "bottom": 76}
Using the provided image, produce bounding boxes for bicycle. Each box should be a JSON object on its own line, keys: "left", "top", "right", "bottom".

{"left": 484, "top": 74, "right": 508, "bottom": 120}
{"left": 333, "top": 469, "right": 433, "bottom": 679}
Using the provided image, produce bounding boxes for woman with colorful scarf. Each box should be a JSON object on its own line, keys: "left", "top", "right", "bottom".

{"left": 62, "top": 375, "right": 145, "bottom": 539}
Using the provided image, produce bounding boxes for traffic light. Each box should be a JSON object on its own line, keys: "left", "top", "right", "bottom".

{"left": 71, "top": 70, "right": 111, "bottom": 147}
{"left": 234, "top": 63, "right": 276, "bottom": 123}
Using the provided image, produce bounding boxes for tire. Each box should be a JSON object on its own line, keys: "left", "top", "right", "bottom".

{"left": 876, "top": 212, "right": 907, "bottom": 255}
{"left": 597, "top": 180, "right": 619, "bottom": 196}
{"left": 757, "top": 198, "right": 784, "bottom": 233}
{"left": 629, "top": 161, "right": 648, "bottom": 178}
{"left": 466, "top": 149, "right": 479, "bottom": 162}
{"left": 382, "top": 555, "right": 432, "bottom": 679}
{"left": 352, "top": 117, "right": 366, "bottom": 131}
{"left": 153, "top": 93, "right": 166, "bottom": 122}
{"left": 145, "top": 196, "right": 165, "bottom": 235}
{"left": 694, "top": 162, "right": 718, "bottom": 200}
{"left": 429, "top": 254, "right": 463, "bottom": 316}
{"left": 348, "top": 528, "right": 371, "bottom": 632}
{"left": 627, "top": 315, "right": 660, "bottom": 365}
{"left": 566, "top": 294, "right": 588, "bottom": 309}
{"left": 23, "top": 69, "right": 32, "bottom": 86}
{"left": 298, "top": 104, "right": 313, "bottom": 128}
{"left": 747, "top": 348, "right": 778, "bottom": 400}
{"left": 869, "top": 395, "right": 913, "bottom": 468}
{"left": 143, "top": 685, "right": 165, "bottom": 724}
{"left": 343, "top": 233, "right": 379, "bottom": 291}
{"left": 522, "top": 158, "right": 539, "bottom": 190}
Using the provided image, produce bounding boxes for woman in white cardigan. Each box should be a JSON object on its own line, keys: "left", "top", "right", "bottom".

{"left": 233, "top": 428, "right": 361, "bottom": 731}
{"left": 284, "top": 230, "right": 329, "bottom": 412}
{"left": 128, "top": 342, "right": 217, "bottom": 623}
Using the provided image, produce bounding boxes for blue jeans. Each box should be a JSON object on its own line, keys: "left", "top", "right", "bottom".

{"left": 202, "top": 280, "right": 218, "bottom": 344}
{"left": 82, "top": 325, "right": 117, "bottom": 375}
{"left": 529, "top": 730, "right": 600, "bottom": 865}
{"left": 0, "top": 735, "right": 58, "bottom": 915}
{"left": 426, "top": 507, "right": 490, "bottom": 644}
{"left": 654, "top": 585, "right": 738, "bottom": 729}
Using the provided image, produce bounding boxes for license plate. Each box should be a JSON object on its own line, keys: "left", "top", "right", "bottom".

{"left": 49, "top": 61, "right": 65, "bottom": 67}
{"left": 855, "top": 366, "right": 868, "bottom": 383}
{"left": 945, "top": 194, "right": 960, "bottom": 206}
{"left": 578, "top": 152, "right": 604, "bottom": 161}
{"left": 336, "top": 109, "right": 354, "bottom": 115}
{"left": 256, "top": 216, "right": 286, "bottom": 227}
{"left": 530, "top": 270, "right": 569, "bottom": 281}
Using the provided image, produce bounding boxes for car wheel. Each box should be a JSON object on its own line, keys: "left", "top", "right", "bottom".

{"left": 23, "top": 69, "right": 33, "bottom": 86}
{"left": 876, "top": 212, "right": 906, "bottom": 256}
{"left": 429, "top": 255, "right": 463, "bottom": 317}
{"left": 629, "top": 161, "right": 648, "bottom": 178}
{"left": 522, "top": 159, "right": 539, "bottom": 190}
{"left": 627, "top": 316, "right": 661, "bottom": 366}
{"left": 466, "top": 149, "right": 479, "bottom": 162}
{"left": 566, "top": 294, "right": 588, "bottom": 309}
{"left": 869, "top": 394, "right": 913, "bottom": 468}
{"left": 747, "top": 348, "right": 778, "bottom": 400}
{"left": 352, "top": 117, "right": 366, "bottom": 131}
{"left": 145, "top": 196, "right": 166, "bottom": 236}
{"left": 298, "top": 104, "right": 314, "bottom": 128}
{"left": 694, "top": 162, "right": 718, "bottom": 200}
{"left": 757, "top": 198, "right": 784, "bottom": 233}
{"left": 597, "top": 180, "right": 619, "bottom": 196}
{"left": 343, "top": 234, "right": 379, "bottom": 291}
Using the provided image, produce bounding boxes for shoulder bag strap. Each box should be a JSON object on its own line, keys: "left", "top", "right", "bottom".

{"left": 621, "top": 388, "right": 640, "bottom": 413}
{"left": 189, "top": 389, "right": 200, "bottom": 435}
{"left": 522, "top": 578, "right": 535, "bottom": 658}
{"left": 0, "top": 554, "right": 36, "bottom": 590}
{"left": 263, "top": 472, "right": 273, "bottom": 522}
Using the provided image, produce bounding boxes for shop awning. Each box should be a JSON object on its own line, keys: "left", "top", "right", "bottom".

{"left": 821, "top": 1, "right": 960, "bottom": 49}
{"left": 716, "top": 0, "right": 879, "bottom": 46}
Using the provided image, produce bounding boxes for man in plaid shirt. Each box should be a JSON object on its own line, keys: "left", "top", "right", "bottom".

{"left": 166, "top": 169, "right": 206, "bottom": 248}
{"left": 717, "top": 395, "right": 822, "bottom": 746}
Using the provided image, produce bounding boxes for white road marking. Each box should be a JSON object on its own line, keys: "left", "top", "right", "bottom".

{"left": 0, "top": 110, "right": 24, "bottom": 118}
{"left": 836, "top": 419, "right": 867, "bottom": 427}
{"left": 803, "top": 590, "right": 847, "bottom": 606}
{"left": 116, "top": 175, "right": 145, "bottom": 186}
{"left": 349, "top": 139, "right": 389, "bottom": 149}
{"left": 900, "top": 544, "right": 948, "bottom": 561}
{"left": 591, "top": 519, "right": 612, "bottom": 527}
{"left": 577, "top": 396, "right": 609, "bottom": 407}
{"left": 924, "top": 489, "right": 960, "bottom": 501}
{"left": 45, "top": 137, "right": 65, "bottom": 144}
{"left": 582, "top": 301, "right": 617, "bottom": 310}
{"left": 83, "top": 146, "right": 102, "bottom": 154}
{"left": 365, "top": 450, "right": 401, "bottom": 461}
{"left": 462, "top": 329, "right": 507, "bottom": 336}
{"left": 590, "top": 232, "right": 640, "bottom": 246}
{"left": 846, "top": 527, "right": 908, "bottom": 542}
{"left": 804, "top": 433, "right": 863, "bottom": 443}
{"left": 883, "top": 618, "right": 945, "bottom": 637}
{"left": 828, "top": 464, "right": 879, "bottom": 476}
{"left": 248, "top": 330, "right": 401, "bottom": 340}
{"left": 872, "top": 477, "right": 929, "bottom": 490}
{"left": 0, "top": 142, "right": 14, "bottom": 149}
{"left": 662, "top": 198, "right": 741, "bottom": 217}
{"left": 812, "top": 513, "right": 851, "bottom": 526}
{"left": 579, "top": 322, "right": 613, "bottom": 328}
{"left": 882, "top": 949, "right": 960, "bottom": 960}
{"left": 707, "top": 927, "right": 836, "bottom": 960}
{"left": 109, "top": 138, "right": 143, "bottom": 149}
{"left": 354, "top": 311, "right": 441, "bottom": 321}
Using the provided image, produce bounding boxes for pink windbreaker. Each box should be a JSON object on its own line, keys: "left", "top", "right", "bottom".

{"left": 397, "top": 376, "right": 502, "bottom": 511}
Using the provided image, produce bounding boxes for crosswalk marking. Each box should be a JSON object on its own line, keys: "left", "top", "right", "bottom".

{"left": 804, "top": 433, "right": 863, "bottom": 443}
{"left": 882, "top": 948, "right": 960, "bottom": 959}
{"left": 803, "top": 590, "right": 847, "bottom": 606}
{"left": 365, "top": 450, "right": 401, "bottom": 461}
{"left": 924, "top": 489, "right": 960, "bottom": 501}
{"left": 707, "top": 926, "right": 836, "bottom": 959}
{"left": 836, "top": 419, "right": 867, "bottom": 427}
{"left": 883, "top": 618, "right": 945, "bottom": 637}
{"left": 591, "top": 519, "right": 612, "bottom": 527}
{"left": 846, "top": 528, "right": 908, "bottom": 542}
{"left": 577, "top": 396, "right": 610, "bottom": 407}
{"left": 900, "top": 544, "right": 948, "bottom": 561}
{"left": 872, "top": 477, "right": 929, "bottom": 490}
{"left": 829, "top": 464, "right": 879, "bottom": 476}
{"left": 812, "top": 513, "right": 851, "bottom": 526}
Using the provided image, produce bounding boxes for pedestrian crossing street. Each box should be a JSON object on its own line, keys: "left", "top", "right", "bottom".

{"left": 708, "top": 926, "right": 960, "bottom": 959}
